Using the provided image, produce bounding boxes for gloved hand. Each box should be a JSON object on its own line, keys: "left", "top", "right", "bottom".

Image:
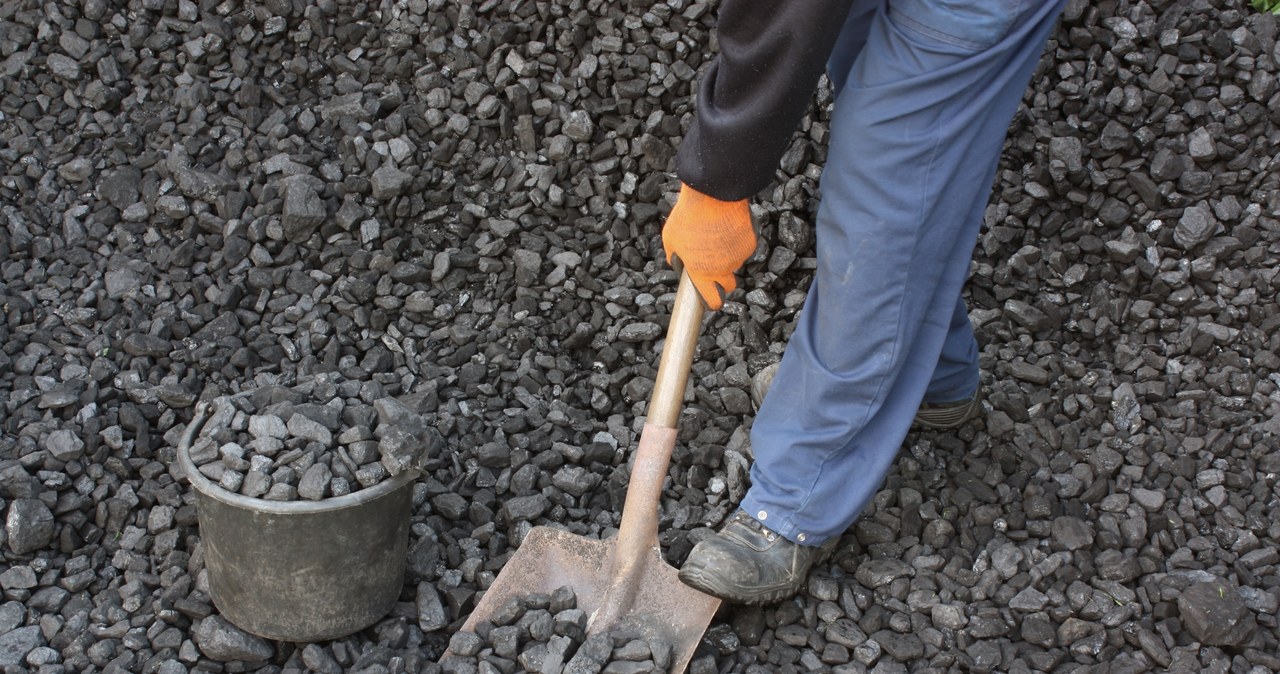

{"left": 661, "top": 183, "right": 756, "bottom": 310}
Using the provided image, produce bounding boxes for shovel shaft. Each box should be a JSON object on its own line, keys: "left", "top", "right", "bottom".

{"left": 612, "top": 272, "right": 704, "bottom": 570}
{"left": 647, "top": 272, "right": 705, "bottom": 429}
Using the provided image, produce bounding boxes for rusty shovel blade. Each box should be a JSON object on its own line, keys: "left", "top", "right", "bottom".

{"left": 451, "top": 524, "right": 720, "bottom": 673}
{"left": 444, "top": 273, "right": 720, "bottom": 672}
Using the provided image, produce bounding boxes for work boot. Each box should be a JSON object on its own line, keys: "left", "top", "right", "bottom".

{"left": 679, "top": 510, "right": 838, "bottom": 605}
{"left": 749, "top": 362, "right": 780, "bottom": 410}
{"left": 751, "top": 362, "right": 984, "bottom": 430}
{"left": 913, "top": 387, "right": 985, "bottom": 430}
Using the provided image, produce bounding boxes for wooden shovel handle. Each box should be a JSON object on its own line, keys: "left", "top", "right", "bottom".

{"left": 647, "top": 271, "right": 705, "bottom": 429}
{"left": 613, "top": 272, "right": 705, "bottom": 558}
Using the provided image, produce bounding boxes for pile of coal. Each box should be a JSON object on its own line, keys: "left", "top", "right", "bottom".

{"left": 440, "top": 586, "right": 679, "bottom": 674}
{"left": 185, "top": 375, "right": 444, "bottom": 500}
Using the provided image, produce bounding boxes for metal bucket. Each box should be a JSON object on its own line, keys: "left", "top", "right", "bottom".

{"left": 177, "top": 400, "right": 416, "bottom": 642}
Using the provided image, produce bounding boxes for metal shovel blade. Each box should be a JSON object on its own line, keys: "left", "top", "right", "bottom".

{"left": 454, "top": 523, "right": 720, "bottom": 672}
{"left": 445, "top": 273, "right": 720, "bottom": 672}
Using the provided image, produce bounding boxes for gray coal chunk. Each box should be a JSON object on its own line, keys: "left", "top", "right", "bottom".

{"left": 46, "top": 428, "right": 85, "bottom": 461}
{"left": 355, "top": 462, "right": 387, "bottom": 488}
{"left": 195, "top": 312, "right": 241, "bottom": 341}
{"left": 122, "top": 333, "right": 172, "bottom": 357}
{"left": 966, "top": 641, "right": 1003, "bottom": 672}
{"left": 490, "top": 596, "right": 526, "bottom": 627}
{"left": 416, "top": 582, "right": 449, "bottom": 632}
{"left": 240, "top": 470, "right": 271, "bottom": 498}
{"left": 192, "top": 616, "right": 274, "bottom": 662}
{"left": 288, "top": 414, "right": 332, "bottom": 446}
{"left": 156, "top": 384, "right": 197, "bottom": 408}
{"left": 297, "top": 463, "right": 332, "bottom": 500}
{"left": 0, "top": 602, "right": 23, "bottom": 634}
{"left": 563, "top": 109, "right": 595, "bottom": 142}
{"left": 1051, "top": 516, "right": 1095, "bottom": 551}
{"left": 618, "top": 322, "right": 661, "bottom": 342}
{"left": 432, "top": 493, "right": 467, "bottom": 520}
{"left": 378, "top": 425, "right": 421, "bottom": 476}
{"left": 1104, "top": 230, "right": 1144, "bottom": 262}
{"left": 45, "top": 53, "right": 80, "bottom": 80}
{"left": 264, "top": 483, "right": 297, "bottom": 501}
{"left": 542, "top": 635, "right": 575, "bottom": 671}
{"left": 550, "top": 586, "right": 576, "bottom": 613}
{"left": 0, "top": 626, "right": 44, "bottom": 667}
{"left": 104, "top": 266, "right": 144, "bottom": 299}
{"left": 390, "top": 261, "right": 430, "bottom": 283}
{"left": 526, "top": 610, "right": 554, "bottom": 641}
{"left": 871, "top": 630, "right": 924, "bottom": 661}
{"left": 1174, "top": 203, "right": 1217, "bottom": 250}
{"left": 720, "top": 387, "right": 753, "bottom": 415}
{"left": 174, "top": 166, "right": 228, "bottom": 202}
{"left": 371, "top": 164, "right": 412, "bottom": 200}
{"left": 1008, "top": 361, "right": 1052, "bottom": 386}
{"left": 1096, "top": 198, "right": 1131, "bottom": 227}
{"left": 375, "top": 398, "right": 444, "bottom": 475}
{"left": 565, "top": 633, "right": 612, "bottom": 673}
{"left": 1009, "top": 587, "right": 1050, "bottom": 612}
{"left": 5, "top": 499, "right": 54, "bottom": 554}
{"left": 613, "top": 640, "right": 651, "bottom": 661}
{"left": 301, "top": 644, "right": 343, "bottom": 674}
{"left": 1178, "top": 581, "right": 1257, "bottom": 646}
{"left": 336, "top": 197, "right": 367, "bottom": 230}
{"left": 648, "top": 637, "right": 673, "bottom": 671}
{"left": 502, "top": 494, "right": 550, "bottom": 523}
{"left": 448, "top": 631, "right": 484, "bottom": 657}
{"left": 1149, "top": 147, "right": 1185, "bottom": 181}
{"left": 320, "top": 92, "right": 370, "bottom": 122}
{"left": 58, "top": 156, "right": 93, "bottom": 180}
{"left": 1003, "top": 299, "right": 1053, "bottom": 333}
{"left": 1049, "top": 136, "right": 1084, "bottom": 173}
{"left": 1188, "top": 126, "right": 1217, "bottom": 162}
{"left": 825, "top": 618, "right": 867, "bottom": 649}
{"left": 294, "top": 402, "right": 342, "bottom": 430}
{"left": 249, "top": 414, "right": 288, "bottom": 439}
{"left": 39, "top": 385, "right": 80, "bottom": 409}
{"left": 1130, "top": 487, "right": 1165, "bottom": 511}
{"left": 373, "top": 397, "right": 418, "bottom": 426}
{"left": 854, "top": 559, "right": 912, "bottom": 589}
{"left": 282, "top": 178, "right": 326, "bottom": 242}
{"left": 489, "top": 625, "right": 520, "bottom": 659}
{"left": 551, "top": 465, "right": 598, "bottom": 498}
{"left": 931, "top": 604, "right": 968, "bottom": 629}
{"left": 97, "top": 166, "right": 142, "bottom": 208}
{"left": 219, "top": 470, "right": 245, "bottom": 493}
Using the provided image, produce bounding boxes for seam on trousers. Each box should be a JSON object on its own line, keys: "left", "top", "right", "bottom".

{"left": 787, "top": 107, "right": 948, "bottom": 543}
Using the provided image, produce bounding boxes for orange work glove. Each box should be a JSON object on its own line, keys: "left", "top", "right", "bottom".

{"left": 661, "top": 183, "right": 757, "bottom": 310}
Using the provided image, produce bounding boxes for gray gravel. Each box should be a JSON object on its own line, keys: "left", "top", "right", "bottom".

{"left": 2, "top": 0, "right": 1279, "bottom": 672}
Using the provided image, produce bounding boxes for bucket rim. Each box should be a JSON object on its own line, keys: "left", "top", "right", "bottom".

{"left": 178, "top": 400, "right": 418, "bottom": 515}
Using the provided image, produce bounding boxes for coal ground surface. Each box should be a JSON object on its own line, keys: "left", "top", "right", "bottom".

{"left": 2, "top": 0, "right": 1280, "bottom": 672}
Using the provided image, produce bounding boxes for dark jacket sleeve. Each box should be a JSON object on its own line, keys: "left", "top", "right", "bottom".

{"left": 676, "top": 0, "right": 855, "bottom": 202}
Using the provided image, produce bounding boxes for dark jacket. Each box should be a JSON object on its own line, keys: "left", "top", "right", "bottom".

{"left": 675, "top": 0, "right": 854, "bottom": 201}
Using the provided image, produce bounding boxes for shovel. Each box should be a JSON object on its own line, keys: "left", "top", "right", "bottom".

{"left": 447, "top": 270, "right": 721, "bottom": 672}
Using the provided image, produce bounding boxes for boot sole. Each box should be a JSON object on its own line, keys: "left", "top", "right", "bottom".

{"left": 677, "top": 566, "right": 801, "bottom": 606}
{"left": 678, "top": 543, "right": 837, "bottom": 606}
{"left": 912, "top": 390, "right": 984, "bottom": 430}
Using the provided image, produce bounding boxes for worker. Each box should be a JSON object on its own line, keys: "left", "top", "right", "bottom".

{"left": 663, "top": 0, "right": 1069, "bottom": 604}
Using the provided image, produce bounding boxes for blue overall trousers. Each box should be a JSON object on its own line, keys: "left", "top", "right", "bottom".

{"left": 740, "top": 0, "right": 1069, "bottom": 545}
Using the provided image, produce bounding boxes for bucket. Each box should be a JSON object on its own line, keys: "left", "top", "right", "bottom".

{"left": 177, "top": 400, "right": 416, "bottom": 642}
